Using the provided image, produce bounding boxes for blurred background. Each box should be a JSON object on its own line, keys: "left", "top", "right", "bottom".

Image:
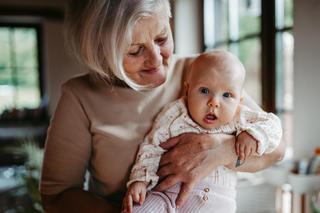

{"left": 0, "top": 0, "right": 319, "bottom": 212}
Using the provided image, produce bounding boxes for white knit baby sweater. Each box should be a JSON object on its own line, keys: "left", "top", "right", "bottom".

{"left": 127, "top": 98, "right": 282, "bottom": 190}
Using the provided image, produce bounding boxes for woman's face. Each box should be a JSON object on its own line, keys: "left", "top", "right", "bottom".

{"left": 123, "top": 11, "right": 174, "bottom": 88}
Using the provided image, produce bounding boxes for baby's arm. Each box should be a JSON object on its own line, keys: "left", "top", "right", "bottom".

{"left": 123, "top": 125, "right": 169, "bottom": 212}
{"left": 235, "top": 105, "right": 283, "bottom": 161}
{"left": 235, "top": 131, "right": 258, "bottom": 161}
{"left": 123, "top": 181, "right": 148, "bottom": 213}
{"left": 127, "top": 100, "right": 182, "bottom": 190}
{"left": 124, "top": 100, "right": 181, "bottom": 211}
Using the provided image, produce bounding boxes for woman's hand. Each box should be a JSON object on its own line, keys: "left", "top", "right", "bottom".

{"left": 154, "top": 133, "right": 236, "bottom": 207}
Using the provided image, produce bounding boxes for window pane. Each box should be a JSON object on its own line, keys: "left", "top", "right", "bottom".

{"left": 0, "top": 26, "right": 41, "bottom": 115}
{"left": 0, "top": 68, "right": 14, "bottom": 112}
{"left": 0, "top": 68, "right": 12, "bottom": 85}
{"left": 213, "top": 45, "right": 229, "bottom": 51}
{"left": 16, "top": 68, "right": 40, "bottom": 109}
{"left": 233, "top": 38, "right": 262, "bottom": 105}
{"left": 0, "top": 28, "right": 11, "bottom": 69}
{"left": 204, "top": 0, "right": 228, "bottom": 48}
{"left": 276, "top": 0, "right": 293, "bottom": 29}
{"left": 17, "top": 68, "right": 39, "bottom": 87}
{"left": 239, "top": 0, "right": 261, "bottom": 38}
{"left": 16, "top": 85, "right": 41, "bottom": 109}
{"left": 0, "top": 84, "right": 15, "bottom": 112}
{"left": 14, "top": 28, "right": 38, "bottom": 68}
{"left": 276, "top": 31, "right": 294, "bottom": 111}
{"left": 284, "top": 0, "right": 293, "bottom": 27}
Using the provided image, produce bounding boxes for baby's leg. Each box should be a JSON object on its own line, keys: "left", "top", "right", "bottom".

{"left": 132, "top": 190, "right": 176, "bottom": 213}
{"left": 177, "top": 181, "right": 236, "bottom": 213}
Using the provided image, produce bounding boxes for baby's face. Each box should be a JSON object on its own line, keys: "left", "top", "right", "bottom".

{"left": 186, "top": 54, "right": 244, "bottom": 129}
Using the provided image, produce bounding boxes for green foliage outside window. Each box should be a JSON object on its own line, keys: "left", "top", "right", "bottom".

{"left": 0, "top": 27, "right": 40, "bottom": 114}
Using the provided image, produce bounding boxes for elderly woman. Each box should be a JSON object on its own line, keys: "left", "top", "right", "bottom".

{"left": 40, "top": 0, "right": 285, "bottom": 212}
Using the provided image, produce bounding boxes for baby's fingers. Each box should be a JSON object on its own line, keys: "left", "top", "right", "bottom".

{"left": 244, "top": 146, "right": 251, "bottom": 160}
{"left": 132, "top": 192, "right": 140, "bottom": 203}
{"left": 139, "top": 191, "right": 146, "bottom": 205}
{"left": 123, "top": 195, "right": 133, "bottom": 213}
{"left": 235, "top": 142, "right": 240, "bottom": 156}
{"left": 239, "top": 144, "right": 245, "bottom": 161}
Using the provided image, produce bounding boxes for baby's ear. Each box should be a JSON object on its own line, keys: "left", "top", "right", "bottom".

{"left": 240, "top": 95, "right": 244, "bottom": 103}
{"left": 184, "top": 81, "right": 189, "bottom": 97}
{"left": 236, "top": 95, "right": 244, "bottom": 117}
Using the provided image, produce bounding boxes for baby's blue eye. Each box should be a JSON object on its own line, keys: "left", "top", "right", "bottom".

{"left": 199, "top": 87, "right": 209, "bottom": 94}
{"left": 223, "top": 92, "right": 231, "bottom": 98}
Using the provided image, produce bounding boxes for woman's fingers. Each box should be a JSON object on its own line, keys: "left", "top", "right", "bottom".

{"left": 175, "top": 182, "right": 195, "bottom": 208}
{"left": 159, "top": 150, "right": 173, "bottom": 166}
{"left": 160, "top": 134, "right": 202, "bottom": 167}
{"left": 157, "top": 163, "right": 174, "bottom": 177}
{"left": 159, "top": 135, "right": 181, "bottom": 150}
{"left": 154, "top": 175, "right": 179, "bottom": 192}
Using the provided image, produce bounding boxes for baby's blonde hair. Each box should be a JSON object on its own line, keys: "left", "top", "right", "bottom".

{"left": 65, "top": 0, "right": 171, "bottom": 89}
{"left": 188, "top": 49, "right": 246, "bottom": 88}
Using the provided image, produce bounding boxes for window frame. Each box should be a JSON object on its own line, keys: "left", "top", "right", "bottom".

{"left": 0, "top": 22, "right": 44, "bottom": 109}
{"left": 202, "top": 0, "right": 293, "bottom": 113}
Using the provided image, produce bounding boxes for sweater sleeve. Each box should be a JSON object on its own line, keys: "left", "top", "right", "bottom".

{"left": 236, "top": 105, "right": 283, "bottom": 155}
{"left": 40, "top": 83, "right": 92, "bottom": 195}
{"left": 126, "top": 100, "right": 181, "bottom": 190}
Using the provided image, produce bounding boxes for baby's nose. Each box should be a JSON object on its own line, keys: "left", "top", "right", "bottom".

{"left": 207, "top": 97, "right": 220, "bottom": 108}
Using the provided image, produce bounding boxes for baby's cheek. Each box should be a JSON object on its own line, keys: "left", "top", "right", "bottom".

{"left": 222, "top": 108, "right": 236, "bottom": 123}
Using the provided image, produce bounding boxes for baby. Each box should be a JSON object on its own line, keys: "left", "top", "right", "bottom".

{"left": 123, "top": 50, "right": 282, "bottom": 213}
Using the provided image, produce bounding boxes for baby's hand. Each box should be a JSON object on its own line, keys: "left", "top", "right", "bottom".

{"left": 235, "top": 131, "right": 258, "bottom": 161}
{"left": 122, "top": 182, "right": 148, "bottom": 213}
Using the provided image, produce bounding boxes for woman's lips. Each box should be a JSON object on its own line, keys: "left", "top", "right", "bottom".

{"left": 142, "top": 67, "right": 160, "bottom": 75}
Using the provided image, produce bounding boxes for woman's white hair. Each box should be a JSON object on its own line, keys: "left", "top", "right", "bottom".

{"left": 65, "top": 0, "right": 171, "bottom": 90}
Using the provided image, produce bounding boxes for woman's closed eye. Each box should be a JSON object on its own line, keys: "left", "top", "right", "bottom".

{"left": 155, "top": 36, "right": 168, "bottom": 45}
{"left": 199, "top": 87, "right": 209, "bottom": 94}
{"left": 128, "top": 46, "right": 144, "bottom": 56}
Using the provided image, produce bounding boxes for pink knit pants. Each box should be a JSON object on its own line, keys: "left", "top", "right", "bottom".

{"left": 132, "top": 179, "right": 236, "bottom": 213}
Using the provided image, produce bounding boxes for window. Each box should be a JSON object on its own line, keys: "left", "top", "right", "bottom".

{"left": 204, "top": 0, "right": 263, "bottom": 105}
{"left": 204, "top": 0, "right": 294, "bottom": 146}
{"left": 0, "top": 24, "right": 42, "bottom": 114}
{"left": 275, "top": 0, "right": 294, "bottom": 147}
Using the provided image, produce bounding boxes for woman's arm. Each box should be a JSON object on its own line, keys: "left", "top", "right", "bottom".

{"left": 42, "top": 189, "right": 117, "bottom": 213}
{"left": 155, "top": 132, "right": 285, "bottom": 207}
{"left": 228, "top": 131, "right": 286, "bottom": 172}
{"left": 40, "top": 83, "right": 116, "bottom": 212}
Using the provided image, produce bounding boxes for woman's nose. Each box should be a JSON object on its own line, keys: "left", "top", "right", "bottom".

{"left": 145, "top": 45, "right": 161, "bottom": 68}
{"left": 207, "top": 97, "right": 220, "bottom": 108}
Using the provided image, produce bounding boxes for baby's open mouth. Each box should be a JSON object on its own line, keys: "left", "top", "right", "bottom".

{"left": 205, "top": 113, "right": 217, "bottom": 121}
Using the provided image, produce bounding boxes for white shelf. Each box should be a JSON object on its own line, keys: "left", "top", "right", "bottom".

{"left": 288, "top": 174, "right": 320, "bottom": 194}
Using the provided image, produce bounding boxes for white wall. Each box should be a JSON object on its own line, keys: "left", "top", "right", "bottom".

{"left": 43, "top": 20, "right": 86, "bottom": 114}
{"left": 293, "top": 0, "right": 320, "bottom": 158}
{"left": 173, "top": 0, "right": 202, "bottom": 55}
